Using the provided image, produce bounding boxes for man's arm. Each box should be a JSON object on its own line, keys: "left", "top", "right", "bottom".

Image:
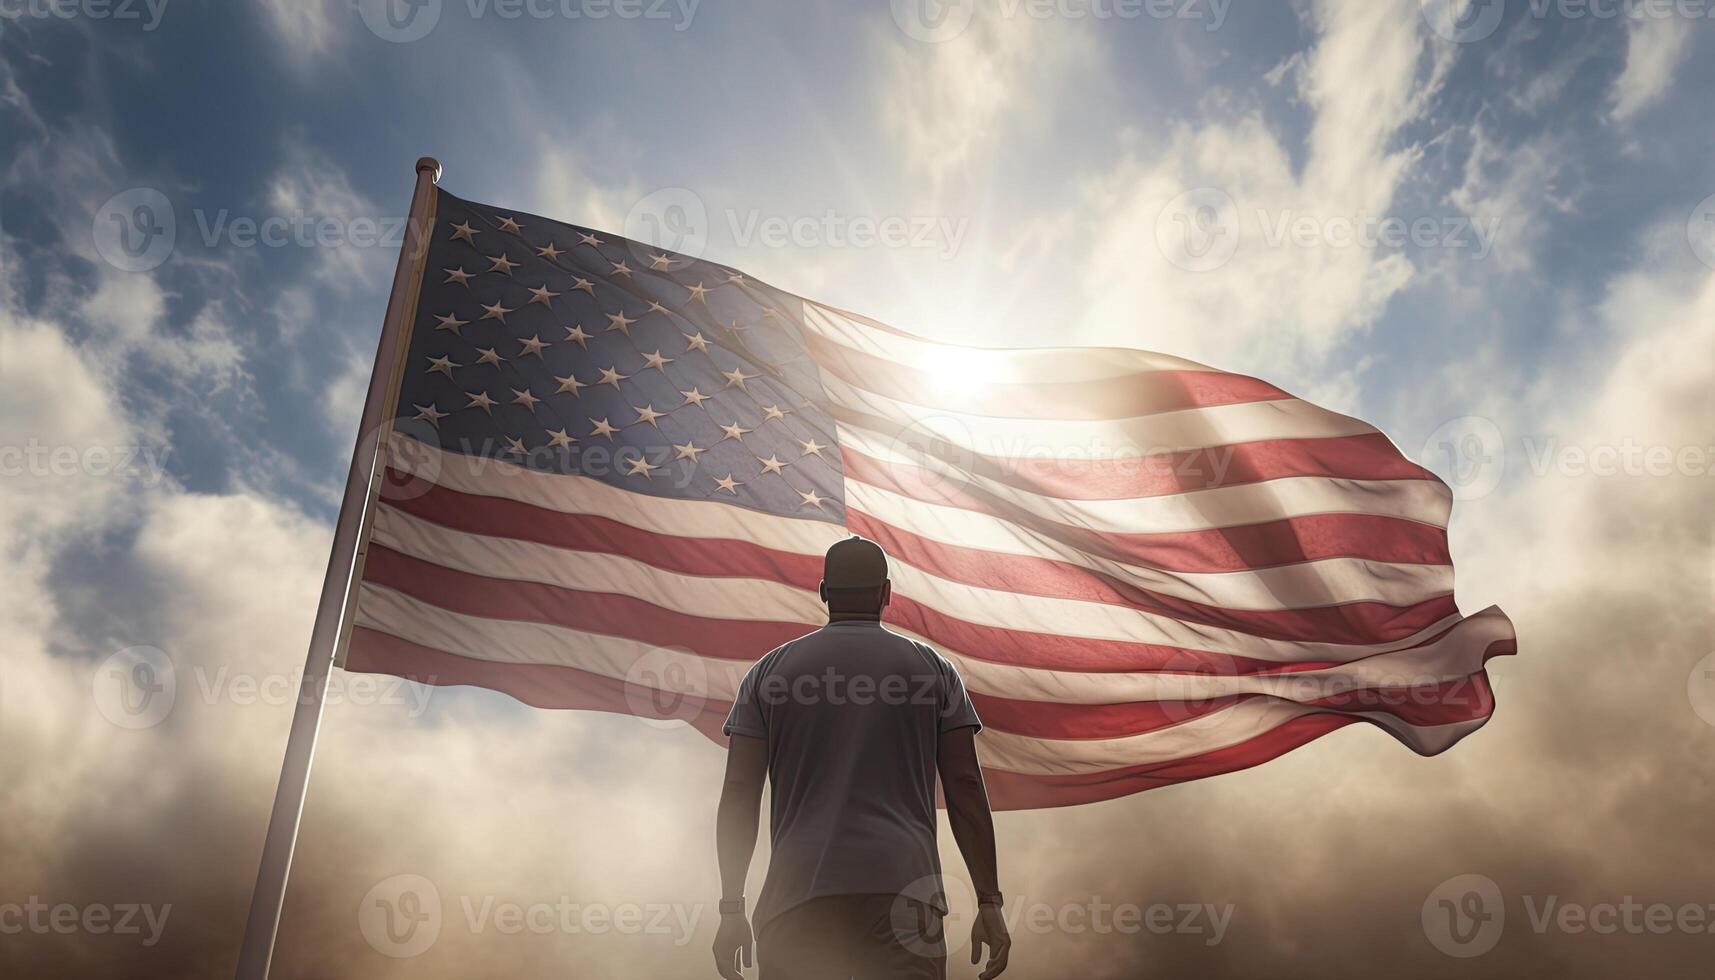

{"left": 938, "top": 726, "right": 1010, "bottom": 979}
{"left": 712, "top": 734, "right": 767, "bottom": 980}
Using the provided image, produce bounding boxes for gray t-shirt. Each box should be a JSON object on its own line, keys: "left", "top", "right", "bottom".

{"left": 722, "top": 620, "right": 982, "bottom": 927}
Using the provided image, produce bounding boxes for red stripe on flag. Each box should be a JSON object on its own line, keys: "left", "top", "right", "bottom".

{"left": 345, "top": 626, "right": 734, "bottom": 739}
{"left": 380, "top": 478, "right": 825, "bottom": 587}
{"left": 382, "top": 479, "right": 1454, "bottom": 646}
{"left": 970, "top": 670, "right": 1497, "bottom": 741}
{"left": 830, "top": 404, "right": 1442, "bottom": 500}
{"left": 342, "top": 628, "right": 1504, "bottom": 809}
{"left": 847, "top": 510, "right": 1458, "bottom": 645}
{"left": 1307, "top": 670, "right": 1496, "bottom": 728}
{"left": 841, "top": 447, "right": 1453, "bottom": 571}
{"left": 366, "top": 526, "right": 1365, "bottom": 675}
{"left": 363, "top": 544, "right": 815, "bottom": 660}
{"left": 348, "top": 619, "right": 1501, "bottom": 743}
{"left": 979, "top": 714, "right": 1359, "bottom": 809}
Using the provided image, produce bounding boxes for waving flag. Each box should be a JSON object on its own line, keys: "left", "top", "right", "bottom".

{"left": 339, "top": 188, "right": 1516, "bottom": 809}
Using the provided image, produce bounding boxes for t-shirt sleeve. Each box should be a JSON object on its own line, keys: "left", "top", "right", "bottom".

{"left": 938, "top": 658, "right": 983, "bottom": 734}
{"left": 722, "top": 661, "right": 768, "bottom": 739}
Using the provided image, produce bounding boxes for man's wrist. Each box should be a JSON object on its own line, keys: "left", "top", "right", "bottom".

{"left": 718, "top": 897, "right": 746, "bottom": 915}
{"left": 976, "top": 890, "right": 1004, "bottom": 908}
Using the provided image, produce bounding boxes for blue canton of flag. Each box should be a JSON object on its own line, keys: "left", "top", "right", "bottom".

{"left": 394, "top": 192, "right": 846, "bottom": 522}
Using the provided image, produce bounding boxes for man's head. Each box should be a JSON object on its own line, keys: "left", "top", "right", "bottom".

{"left": 818, "top": 536, "right": 891, "bottom": 616}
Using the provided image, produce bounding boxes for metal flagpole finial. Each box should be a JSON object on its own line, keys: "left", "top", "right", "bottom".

{"left": 417, "top": 156, "right": 443, "bottom": 183}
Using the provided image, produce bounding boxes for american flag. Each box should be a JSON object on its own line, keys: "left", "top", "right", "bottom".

{"left": 341, "top": 189, "right": 1516, "bottom": 810}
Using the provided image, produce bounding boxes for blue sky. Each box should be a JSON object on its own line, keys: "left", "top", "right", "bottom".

{"left": 2, "top": 2, "right": 1713, "bottom": 977}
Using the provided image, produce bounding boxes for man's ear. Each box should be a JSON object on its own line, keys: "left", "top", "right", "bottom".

{"left": 879, "top": 580, "right": 892, "bottom": 610}
{"left": 818, "top": 580, "right": 828, "bottom": 603}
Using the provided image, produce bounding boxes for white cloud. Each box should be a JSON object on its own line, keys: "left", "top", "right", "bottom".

{"left": 1067, "top": 0, "right": 1441, "bottom": 393}
{"left": 1447, "top": 123, "right": 1571, "bottom": 276}
{"left": 532, "top": 145, "right": 639, "bottom": 240}
{"left": 321, "top": 350, "right": 374, "bottom": 441}
{"left": 0, "top": 308, "right": 141, "bottom": 562}
{"left": 268, "top": 139, "right": 397, "bottom": 296}
{"left": 255, "top": 0, "right": 345, "bottom": 63}
{"left": 876, "top": 5, "right": 1097, "bottom": 188}
{"left": 71, "top": 276, "right": 244, "bottom": 393}
{"left": 171, "top": 303, "right": 248, "bottom": 389}
{"left": 1, "top": 115, "right": 252, "bottom": 403}
{"left": 79, "top": 272, "right": 168, "bottom": 349}
{"left": 0, "top": 284, "right": 730, "bottom": 974}
{"left": 1457, "top": 228, "right": 1715, "bottom": 599}
{"left": 1610, "top": 15, "right": 1692, "bottom": 123}
{"left": 261, "top": 140, "right": 408, "bottom": 443}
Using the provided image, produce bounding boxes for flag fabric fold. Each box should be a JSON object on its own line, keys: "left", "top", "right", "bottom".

{"left": 341, "top": 188, "right": 1516, "bottom": 810}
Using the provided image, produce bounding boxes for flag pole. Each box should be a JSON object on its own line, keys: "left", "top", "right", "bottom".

{"left": 234, "top": 156, "right": 442, "bottom": 980}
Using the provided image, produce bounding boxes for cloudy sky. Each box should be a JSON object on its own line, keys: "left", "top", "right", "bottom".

{"left": 2, "top": 0, "right": 1712, "bottom": 976}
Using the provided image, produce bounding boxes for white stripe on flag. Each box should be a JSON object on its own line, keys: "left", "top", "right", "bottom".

{"left": 821, "top": 372, "right": 1378, "bottom": 457}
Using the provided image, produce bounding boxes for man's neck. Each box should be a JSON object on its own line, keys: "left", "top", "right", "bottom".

{"left": 826, "top": 611, "right": 882, "bottom": 624}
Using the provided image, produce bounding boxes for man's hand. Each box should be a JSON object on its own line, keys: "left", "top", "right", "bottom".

{"left": 970, "top": 904, "right": 1010, "bottom": 979}
{"left": 714, "top": 736, "right": 765, "bottom": 978}
{"left": 941, "top": 727, "right": 1008, "bottom": 976}
{"left": 711, "top": 911, "right": 753, "bottom": 979}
